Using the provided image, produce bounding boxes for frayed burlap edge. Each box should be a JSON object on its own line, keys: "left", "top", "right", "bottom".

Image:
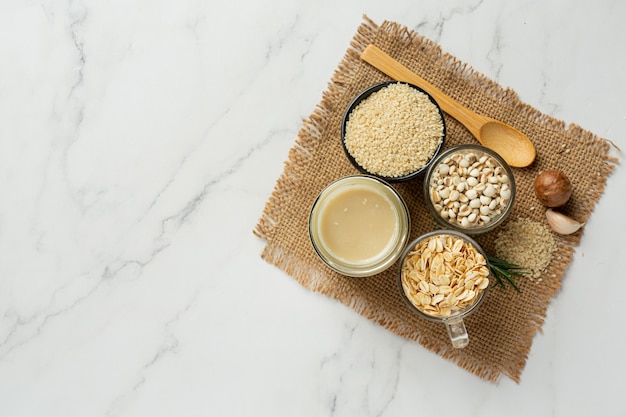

{"left": 253, "top": 17, "right": 379, "bottom": 289}
{"left": 254, "top": 16, "right": 618, "bottom": 383}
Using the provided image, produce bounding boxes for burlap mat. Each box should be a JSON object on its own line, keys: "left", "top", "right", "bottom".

{"left": 253, "top": 17, "right": 617, "bottom": 382}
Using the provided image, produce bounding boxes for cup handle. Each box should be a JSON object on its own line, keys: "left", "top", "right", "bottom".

{"left": 444, "top": 317, "right": 469, "bottom": 348}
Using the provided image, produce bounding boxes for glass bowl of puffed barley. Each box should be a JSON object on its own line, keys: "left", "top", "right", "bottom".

{"left": 423, "top": 144, "right": 516, "bottom": 235}
{"left": 341, "top": 81, "right": 446, "bottom": 182}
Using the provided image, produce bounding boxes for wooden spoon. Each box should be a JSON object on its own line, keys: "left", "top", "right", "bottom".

{"left": 360, "top": 45, "right": 536, "bottom": 168}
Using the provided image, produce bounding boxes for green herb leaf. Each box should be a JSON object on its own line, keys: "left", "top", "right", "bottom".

{"left": 486, "top": 255, "right": 530, "bottom": 293}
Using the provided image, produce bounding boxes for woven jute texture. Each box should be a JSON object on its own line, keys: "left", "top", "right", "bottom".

{"left": 254, "top": 17, "right": 617, "bottom": 382}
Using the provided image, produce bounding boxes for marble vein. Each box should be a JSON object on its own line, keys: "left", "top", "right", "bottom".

{"left": 414, "top": 0, "right": 486, "bottom": 43}
{"left": 157, "top": 127, "right": 278, "bottom": 237}
{"left": 105, "top": 294, "right": 197, "bottom": 417}
{"left": 318, "top": 322, "right": 402, "bottom": 417}
{"left": 0, "top": 272, "right": 101, "bottom": 361}
{"left": 485, "top": 24, "right": 503, "bottom": 81}
{"left": 68, "top": 5, "right": 87, "bottom": 97}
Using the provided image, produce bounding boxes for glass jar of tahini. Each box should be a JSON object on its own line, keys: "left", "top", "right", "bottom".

{"left": 309, "top": 175, "right": 410, "bottom": 277}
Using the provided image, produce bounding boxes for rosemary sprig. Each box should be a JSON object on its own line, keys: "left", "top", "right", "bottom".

{"left": 487, "top": 256, "right": 530, "bottom": 293}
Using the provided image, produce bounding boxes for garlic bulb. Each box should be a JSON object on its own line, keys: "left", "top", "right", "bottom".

{"left": 545, "top": 209, "right": 585, "bottom": 235}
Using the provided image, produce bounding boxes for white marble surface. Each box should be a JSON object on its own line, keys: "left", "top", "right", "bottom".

{"left": 0, "top": 0, "right": 625, "bottom": 416}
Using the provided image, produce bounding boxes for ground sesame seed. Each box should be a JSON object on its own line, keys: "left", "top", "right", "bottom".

{"left": 494, "top": 217, "right": 557, "bottom": 280}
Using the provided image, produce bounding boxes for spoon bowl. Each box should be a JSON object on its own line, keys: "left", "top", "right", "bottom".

{"left": 360, "top": 45, "right": 536, "bottom": 168}
{"left": 479, "top": 121, "right": 534, "bottom": 168}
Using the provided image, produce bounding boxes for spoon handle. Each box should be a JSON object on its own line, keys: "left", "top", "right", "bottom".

{"left": 360, "top": 45, "right": 484, "bottom": 137}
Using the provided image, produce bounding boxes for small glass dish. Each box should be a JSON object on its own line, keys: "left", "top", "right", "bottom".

{"left": 397, "top": 230, "right": 491, "bottom": 348}
{"left": 340, "top": 81, "right": 446, "bottom": 182}
{"left": 423, "top": 144, "right": 516, "bottom": 235}
{"left": 309, "top": 175, "right": 410, "bottom": 277}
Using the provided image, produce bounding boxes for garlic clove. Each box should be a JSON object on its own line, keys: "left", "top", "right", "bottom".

{"left": 545, "top": 209, "right": 585, "bottom": 235}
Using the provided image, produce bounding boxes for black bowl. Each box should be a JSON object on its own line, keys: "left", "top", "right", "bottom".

{"left": 340, "top": 81, "right": 446, "bottom": 183}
